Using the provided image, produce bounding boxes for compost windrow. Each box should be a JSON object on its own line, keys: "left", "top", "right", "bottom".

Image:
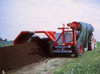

{"left": 0, "top": 38, "right": 50, "bottom": 72}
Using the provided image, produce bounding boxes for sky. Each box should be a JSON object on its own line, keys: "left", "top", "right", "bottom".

{"left": 0, "top": 0, "right": 100, "bottom": 41}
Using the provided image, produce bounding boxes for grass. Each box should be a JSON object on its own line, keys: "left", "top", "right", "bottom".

{"left": 52, "top": 63, "right": 59, "bottom": 67}
{"left": 0, "top": 44, "right": 13, "bottom": 47}
{"left": 54, "top": 42, "right": 100, "bottom": 74}
{"left": 0, "top": 41, "right": 13, "bottom": 47}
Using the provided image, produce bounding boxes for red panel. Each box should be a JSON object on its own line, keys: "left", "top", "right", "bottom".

{"left": 72, "top": 22, "right": 79, "bottom": 29}
{"left": 14, "top": 31, "right": 34, "bottom": 45}
{"left": 35, "top": 31, "right": 56, "bottom": 41}
{"left": 67, "top": 22, "right": 79, "bottom": 29}
{"left": 47, "top": 31, "right": 56, "bottom": 41}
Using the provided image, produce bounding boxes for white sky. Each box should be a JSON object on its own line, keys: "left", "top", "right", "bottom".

{"left": 0, "top": 0, "right": 100, "bottom": 41}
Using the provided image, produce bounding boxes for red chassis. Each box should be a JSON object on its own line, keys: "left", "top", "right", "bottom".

{"left": 14, "top": 22, "right": 79, "bottom": 46}
{"left": 13, "top": 22, "right": 95, "bottom": 57}
{"left": 35, "top": 22, "right": 79, "bottom": 46}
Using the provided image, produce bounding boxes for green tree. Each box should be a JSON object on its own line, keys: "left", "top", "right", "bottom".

{"left": 0, "top": 38, "right": 3, "bottom": 41}
{"left": 4, "top": 38, "right": 7, "bottom": 41}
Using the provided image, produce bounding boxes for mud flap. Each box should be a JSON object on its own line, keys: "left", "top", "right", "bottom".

{"left": 14, "top": 31, "right": 34, "bottom": 45}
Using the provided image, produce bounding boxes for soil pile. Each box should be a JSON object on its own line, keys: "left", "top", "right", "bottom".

{"left": 0, "top": 37, "right": 50, "bottom": 72}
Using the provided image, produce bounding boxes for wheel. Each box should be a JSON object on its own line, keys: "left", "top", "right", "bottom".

{"left": 88, "top": 33, "right": 95, "bottom": 50}
{"left": 49, "top": 42, "right": 55, "bottom": 57}
{"left": 73, "top": 41, "right": 82, "bottom": 57}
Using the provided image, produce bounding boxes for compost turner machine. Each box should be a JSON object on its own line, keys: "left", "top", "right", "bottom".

{"left": 14, "top": 21, "right": 97, "bottom": 57}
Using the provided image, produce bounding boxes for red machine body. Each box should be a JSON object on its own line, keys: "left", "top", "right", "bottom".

{"left": 14, "top": 22, "right": 79, "bottom": 46}
{"left": 35, "top": 31, "right": 56, "bottom": 41}
{"left": 35, "top": 22, "right": 79, "bottom": 46}
{"left": 14, "top": 21, "right": 96, "bottom": 57}
{"left": 14, "top": 31, "right": 34, "bottom": 45}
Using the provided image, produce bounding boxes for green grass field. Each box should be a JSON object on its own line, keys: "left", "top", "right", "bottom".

{"left": 54, "top": 42, "right": 100, "bottom": 74}
{"left": 0, "top": 41, "right": 13, "bottom": 47}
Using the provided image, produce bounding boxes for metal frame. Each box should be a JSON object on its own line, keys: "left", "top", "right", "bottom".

{"left": 14, "top": 31, "right": 34, "bottom": 45}
{"left": 54, "top": 24, "right": 76, "bottom": 46}
{"left": 35, "top": 31, "right": 56, "bottom": 41}
{"left": 35, "top": 24, "right": 77, "bottom": 46}
{"left": 14, "top": 22, "right": 79, "bottom": 47}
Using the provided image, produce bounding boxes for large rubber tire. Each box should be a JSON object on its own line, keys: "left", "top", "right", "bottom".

{"left": 49, "top": 42, "right": 55, "bottom": 57}
{"left": 88, "top": 33, "right": 95, "bottom": 50}
{"left": 74, "top": 42, "right": 82, "bottom": 57}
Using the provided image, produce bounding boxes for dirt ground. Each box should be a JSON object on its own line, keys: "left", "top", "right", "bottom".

{"left": 0, "top": 42, "right": 48, "bottom": 72}
{"left": 0, "top": 37, "right": 73, "bottom": 74}
{"left": 7, "top": 57, "right": 72, "bottom": 74}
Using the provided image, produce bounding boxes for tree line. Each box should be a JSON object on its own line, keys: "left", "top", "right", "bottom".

{"left": 0, "top": 37, "right": 7, "bottom": 41}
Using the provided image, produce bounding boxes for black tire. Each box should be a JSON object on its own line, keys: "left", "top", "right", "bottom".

{"left": 88, "top": 33, "right": 95, "bottom": 50}
{"left": 49, "top": 42, "right": 55, "bottom": 57}
{"left": 73, "top": 42, "right": 82, "bottom": 57}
